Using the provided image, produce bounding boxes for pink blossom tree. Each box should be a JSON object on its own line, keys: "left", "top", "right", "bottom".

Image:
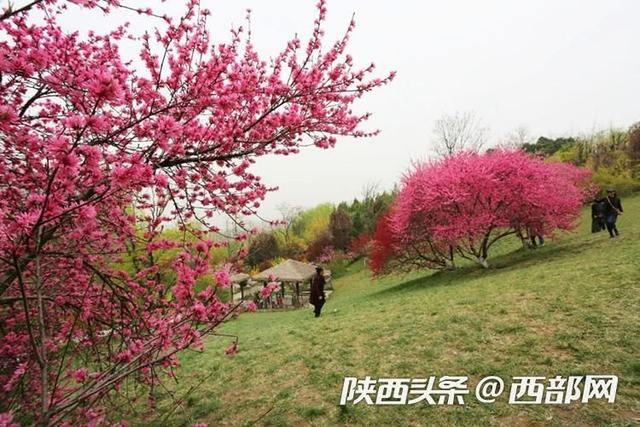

{"left": 372, "top": 150, "right": 591, "bottom": 273}
{"left": 0, "top": 0, "right": 393, "bottom": 423}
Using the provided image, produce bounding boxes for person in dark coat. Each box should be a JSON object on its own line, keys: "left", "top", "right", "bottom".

{"left": 309, "top": 266, "right": 326, "bottom": 318}
{"left": 591, "top": 198, "right": 606, "bottom": 233}
{"left": 603, "top": 189, "right": 623, "bottom": 238}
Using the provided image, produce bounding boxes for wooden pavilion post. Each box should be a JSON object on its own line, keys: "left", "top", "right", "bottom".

{"left": 281, "top": 281, "right": 286, "bottom": 308}
{"left": 295, "top": 282, "right": 300, "bottom": 307}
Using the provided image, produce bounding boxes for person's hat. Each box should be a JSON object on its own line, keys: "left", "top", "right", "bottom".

{"left": 606, "top": 188, "right": 615, "bottom": 192}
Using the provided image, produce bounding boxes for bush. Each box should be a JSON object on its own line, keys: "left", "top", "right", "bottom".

{"left": 246, "top": 232, "right": 280, "bottom": 267}
{"left": 326, "top": 251, "right": 349, "bottom": 279}
{"left": 306, "top": 230, "right": 333, "bottom": 262}
{"left": 592, "top": 168, "right": 640, "bottom": 196}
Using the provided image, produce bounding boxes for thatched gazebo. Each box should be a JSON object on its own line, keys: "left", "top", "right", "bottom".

{"left": 229, "top": 273, "right": 251, "bottom": 301}
{"left": 253, "top": 259, "right": 318, "bottom": 308}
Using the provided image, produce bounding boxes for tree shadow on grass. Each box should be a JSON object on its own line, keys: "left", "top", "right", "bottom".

{"left": 489, "top": 238, "right": 597, "bottom": 269}
{"left": 369, "top": 238, "right": 598, "bottom": 300}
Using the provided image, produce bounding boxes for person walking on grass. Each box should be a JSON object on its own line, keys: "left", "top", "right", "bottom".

{"left": 603, "top": 189, "right": 623, "bottom": 238}
{"left": 591, "top": 197, "right": 606, "bottom": 233}
{"left": 309, "top": 266, "right": 326, "bottom": 318}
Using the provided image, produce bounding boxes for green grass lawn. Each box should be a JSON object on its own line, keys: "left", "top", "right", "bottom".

{"left": 125, "top": 195, "right": 640, "bottom": 426}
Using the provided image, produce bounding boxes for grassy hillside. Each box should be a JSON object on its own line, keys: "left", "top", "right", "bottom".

{"left": 127, "top": 196, "right": 640, "bottom": 426}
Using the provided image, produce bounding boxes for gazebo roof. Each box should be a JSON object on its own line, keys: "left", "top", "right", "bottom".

{"left": 230, "top": 273, "right": 250, "bottom": 284}
{"left": 253, "top": 259, "right": 317, "bottom": 283}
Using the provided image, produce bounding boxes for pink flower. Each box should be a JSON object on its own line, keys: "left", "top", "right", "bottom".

{"left": 3, "top": 363, "right": 26, "bottom": 392}
{"left": 79, "top": 205, "right": 97, "bottom": 221}
{"left": 0, "top": 412, "right": 16, "bottom": 427}
{"left": 213, "top": 265, "right": 231, "bottom": 288}
{"left": 154, "top": 174, "right": 169, "bottom": 187}
{"left": 71, "top": 368, "right": 88, "bottom": 383}
{"left": 193, "top": 302, "right": 207, "bottom": 320}
{"left": 224, "top": 342, "right": 237, "bottom": 356}
{"left": 245, "top": 301, "right": 257, "bottom": 312}
{"left": 0, "top": 106, "right": 17, "bottom": 131}
{"left": 259, "top": 282, "right": 280, "bottom": 299}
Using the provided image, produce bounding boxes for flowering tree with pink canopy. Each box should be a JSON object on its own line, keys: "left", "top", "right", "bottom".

{"left": 0, "top": 0, "right": 393, "bottom": 423}
{"left": 371, "top": 150, "right": 592, "bottom": 274}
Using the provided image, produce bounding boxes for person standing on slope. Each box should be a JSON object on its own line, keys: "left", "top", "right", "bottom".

{"left": 309, "top": 266, "right": 326, "bottom": 318}
{"left": 591, "top": 197, "right": 606, "bottom": 233}
{"left": 603, "top": 189, "right": 623, "bottom": 238}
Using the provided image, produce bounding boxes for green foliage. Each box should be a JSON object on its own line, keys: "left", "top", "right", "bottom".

{"left": 346, "top": 190, "right": 396, "bottom": 236}
{"left": 329, "top": 206, "right": 352, "bottom": 250}
{"left": 591, "top": 167, "right": 640, "bottom": 196}
{"left": 549, "top": 143, "right": 581, "bottom": 165}
{"left": 246, "top": 232, "right": 280, "bottom": 267}
{"left": 536, "top": 126, "right": 640, "bottom": 195}
{"left": 351, "top": 211, "right": 365, "bottom": 238}
{"left": 259, "top": 190, "right": 396, "bottom": 266}
{"left": 627, "top": 122, "right": 640, "bottom": 176}
{"left": 292, "top": 203, "right": 333, "bottom": 243}
{"left": 275, "top": 233, "right": 306, "bottom": 259}
{"left": 326, "top": 251, "right": 350, "bottom": 279}
{"left": 523, "top": 136, "right": 576, "bottom": 156}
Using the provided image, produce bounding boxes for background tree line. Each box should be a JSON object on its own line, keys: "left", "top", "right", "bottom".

{"left": 521, "top": 122, "right": 640, "bottom": 194}
{"left": 242, "top": 187, "right": 396, "bottom": 276}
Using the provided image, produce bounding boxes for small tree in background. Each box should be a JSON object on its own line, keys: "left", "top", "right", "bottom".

{"left": 351, "top": 209, "right": 365, "bottom": 238}
{"left": 246, "top": 233, "right": 280, "bottom": 268}
{"left": 275, "top": 204, "right": 302, "bottom": 247}
{"left": 306, "top": 230, "right": 334, "bottom": 263}
{"left": 347, "top": 233, "right": 372, "bottom": 261}
{"left": 329, "top": 205, "right": 353, "bottom": 250}
{"left": 504, "top": 125, "right": 533, "bottom": 149}
{"left": 628, "top": 122, "right": 640, "bottom": 176}
{"left": 432, "top": 111, "right": 487, "bottom": 157}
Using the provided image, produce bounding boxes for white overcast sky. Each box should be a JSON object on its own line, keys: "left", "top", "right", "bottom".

{"left": 44, "top": 1, "right": 640, "bottom": 222}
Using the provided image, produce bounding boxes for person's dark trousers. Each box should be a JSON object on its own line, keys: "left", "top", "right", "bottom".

{"left": 313, "top": 299, "right": 325, "bottom": 317}
{"left": 605, "top": 215, "right": 619, "bottom": 237}
{"left": 529, "top": 235, "right": 544, "bottom": 247}
{"left": 592, "top": 217, "right": 605, "bottom": 233}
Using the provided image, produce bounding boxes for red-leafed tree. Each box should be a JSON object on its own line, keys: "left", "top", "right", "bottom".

{"left": 371, "top": 150, "right": 591, "bottom": 273}
{"left": 346, "top": 232, "right": 371, "bottom": 260}
{"left": 370, "top": 212, "right": 396, "bottom": 273}
{"left": 0, "top": 0, "right": 393, "bottom": 424}
{"left": 370, "top": 209, "right": 455, "bottom": 274}
{"left": 306, "top": 230, "right": 334, "bottom": 263}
